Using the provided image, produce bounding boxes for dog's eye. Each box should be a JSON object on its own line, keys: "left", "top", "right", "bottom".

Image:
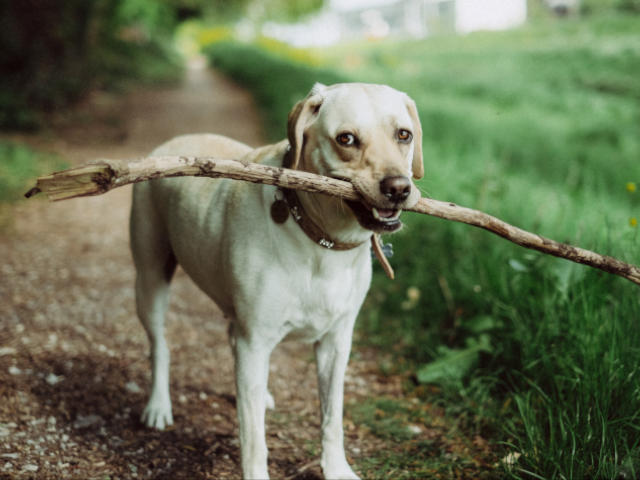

{"left": 397, "top": 129, "right": 412, "bottom": 143}
{"left": 336, "top": 133, "right": 357, "bottom": 147}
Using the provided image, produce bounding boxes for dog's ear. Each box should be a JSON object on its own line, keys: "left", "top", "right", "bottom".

{"left": 404, "top": 95, "right": 424, "bottom": 180}
{"left": 287, "top": 87, "right": 324, "bottom": 169}
{"left": 310, "top": 82, "right": 327, "bottom": 95}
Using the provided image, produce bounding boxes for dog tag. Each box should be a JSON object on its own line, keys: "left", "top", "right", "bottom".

{"left": 270, "top": 199, "right": 289, "bottom": 224}
{"left": 371, "top": 234, "right": 395, "bottom": 280}
{"left": 370, "top": 237, "right": 394, "bottom": 259}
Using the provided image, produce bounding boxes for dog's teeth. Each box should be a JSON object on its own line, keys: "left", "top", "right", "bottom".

{"left": 372, "top": 208, "right": 380, "bottom": 220}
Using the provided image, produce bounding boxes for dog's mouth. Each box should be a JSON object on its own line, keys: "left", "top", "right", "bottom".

{"left": 345, "top": 200, "right": 403, "bottom": 232}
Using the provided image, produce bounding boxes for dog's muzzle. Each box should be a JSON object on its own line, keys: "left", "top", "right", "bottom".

{"left": 380, "top": 176, "right": 411, "bottom": 203}
{"left": 346, "top": 201, "right": 402, "bottom": 232}
{"left": 346, "top": 175, "right": 412, "bottom": 233}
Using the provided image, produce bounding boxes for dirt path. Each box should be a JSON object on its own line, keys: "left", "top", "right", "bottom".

{"left": 0, "top": 62, "right": 403, "bottom": 479}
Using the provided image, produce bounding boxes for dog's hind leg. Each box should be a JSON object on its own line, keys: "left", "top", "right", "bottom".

{"left": 130, "top": 183, "right": 177, "bottom": 430}
{"left": 135, "top": 255, "right": 176, "bottom": 430}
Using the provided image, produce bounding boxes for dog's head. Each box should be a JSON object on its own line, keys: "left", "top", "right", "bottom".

{"left": 287, "top": 82, "right": 423, "bottom": 233}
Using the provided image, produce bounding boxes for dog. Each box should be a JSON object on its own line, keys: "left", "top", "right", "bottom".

{"left": 129, "top": 82, "right": 424, "bottom": 479}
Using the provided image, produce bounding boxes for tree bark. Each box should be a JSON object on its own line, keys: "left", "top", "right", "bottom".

{"left": 25, "top": 156, "right": 640, "bottom": 286}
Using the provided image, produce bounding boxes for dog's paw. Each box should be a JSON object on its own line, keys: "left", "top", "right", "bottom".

{"left": 141, "top": 399, "right": 174, "bottom": 430}
{"left": 322, "top": 469, "right": 360, "bottom": 480}
{"left": 321, "top": 459, "right": 360, "bottom": 480}
{"left": 266, "top": 389, "right": 275, "bottom": 410}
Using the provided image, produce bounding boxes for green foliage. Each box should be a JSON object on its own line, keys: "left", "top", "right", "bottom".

{"left": 582, "top": 0, "right": 640, "bottom": 14}
{"left": 115, "top": 0, "right": 175, "bottom": 33}
{"left": 251, "top": 0, "right": 324, "bottom": 22}
{"left": 165, "top": 0, "right": 324, "bottom": 24}
{"left": 254, "top": 36, "right": 324, "bottom": 66}
{"left": 195, "top": 25, "right": 235, "bottom": 49}
{"left": 350, "top": 398, "right": 419, "bottom": 442}
{"left": 168, "top": 0, "right": 251, "bottom": 24}
{"left": 416, "top": 329, "right": 492, "bottom": 386}
{"left": 0, "top": 142, "right": 67, "bottom": 204}
{"left": 348, "top": 397, "right": 496, "bottom": 479}
{"left": 196, "top": 28, "right": 323, "bottom": 65}
{"left": 201, "top": 17, "right": 640, "bottom": 478}
{"left": 203, "top": 42, "right": 345, "bottom": 140}
{"left": 0, "top": 0, "right": 183, "bottom": 131}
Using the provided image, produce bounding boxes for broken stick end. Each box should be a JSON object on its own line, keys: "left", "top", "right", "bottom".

{"left": 24, "top": 187, "right": 41, "bottom": 199}
{"left": 24, "top": 163, "right": 116, "bottom": 202}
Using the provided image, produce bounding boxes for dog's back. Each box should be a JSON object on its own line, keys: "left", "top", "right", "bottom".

{"left": 130, "top": 134, "right": 253, "bottom": 316}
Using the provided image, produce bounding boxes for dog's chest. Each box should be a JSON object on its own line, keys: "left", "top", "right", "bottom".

{"left": 281, "top": 251, "right": 371, "bottom": 342}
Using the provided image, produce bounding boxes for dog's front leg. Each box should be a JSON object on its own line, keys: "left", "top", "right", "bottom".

{"left": 232, "top": 332, "right": 273, "bottom": 480}
{"left": 315, "top": 323, "right": 360, "bottom": 480}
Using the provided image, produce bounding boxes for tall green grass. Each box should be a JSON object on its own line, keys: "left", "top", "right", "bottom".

{"left": 205, "top": 17, "right": 640, "bottom": 478}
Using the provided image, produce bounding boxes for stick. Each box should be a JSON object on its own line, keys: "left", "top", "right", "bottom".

{"left": 25, "top": 156, "right": 640, "bottom": 286}
{"left": 410, "top": 198, "right": 640, "bottom": 285}
{"left": 24, "top": 156, "right": 360, "bottom": 202}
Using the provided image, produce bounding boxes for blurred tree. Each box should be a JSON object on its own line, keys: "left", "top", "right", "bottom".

{"left": 162, "top": 0, "right": 325, "bottom": 23}
{"left": 0, "top": 0, "right": 179, "bottom": 130}
{"left": 115, "top": 0, "right": 176, "bottom": 36}
{"left": 0, "top": 0, "right": 325, "bottom": 130}
{"left": 164, "top": 0, "right": 250, "bottom": 22}
{"left": 1, "top": 0, "right": 100, "bottom": 128}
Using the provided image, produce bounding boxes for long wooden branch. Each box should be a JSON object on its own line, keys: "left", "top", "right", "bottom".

{"left": 25, "top": 156, "right": 640, "bottom": 286}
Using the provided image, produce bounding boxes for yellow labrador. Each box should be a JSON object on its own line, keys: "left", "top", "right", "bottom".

{"left": 130, "top": 82, "right": 423, "bottom": 479}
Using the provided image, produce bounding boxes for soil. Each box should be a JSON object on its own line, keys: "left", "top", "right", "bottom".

{"left": 0, "top": 61, "right": 408, "bottom": 479}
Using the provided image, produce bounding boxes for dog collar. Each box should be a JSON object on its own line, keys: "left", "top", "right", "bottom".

{"left": 271, "top": 189, "right": 394, "bottom": 277}
{"left": 275, "top": 144, "right": 365, "bottom": 251}
{"left": 273, "top": 145, "right": 395, "bottom": 278}
{"left": 272, "top": 187, "right": 366, "bottom": 251}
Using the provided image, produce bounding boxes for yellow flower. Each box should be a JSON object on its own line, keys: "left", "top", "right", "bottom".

{"left": 407, "top": 286, "right": 421, "bottom": 302}
{"left": 401, "top": 286, "right": 421, "bottom": 310}
{"left": 631, "top": 217, "right": 638, "bottom": 228}
{"left": 627, "top": 182, "right": 637, "bottom": 193}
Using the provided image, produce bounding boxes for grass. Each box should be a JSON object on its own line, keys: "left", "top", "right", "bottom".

{"left": 0, "top": 142, "right": 67, "bottom": 204}
{"left": 204, "top": 15, "right": 640, "bottom": 479}
{"left": 348, "top": 396, "right": 495, "bottom": 479}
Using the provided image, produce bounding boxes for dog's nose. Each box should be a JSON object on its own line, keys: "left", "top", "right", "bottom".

{"left": 379, "top": 176, "right": 411, "bottom": 203}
